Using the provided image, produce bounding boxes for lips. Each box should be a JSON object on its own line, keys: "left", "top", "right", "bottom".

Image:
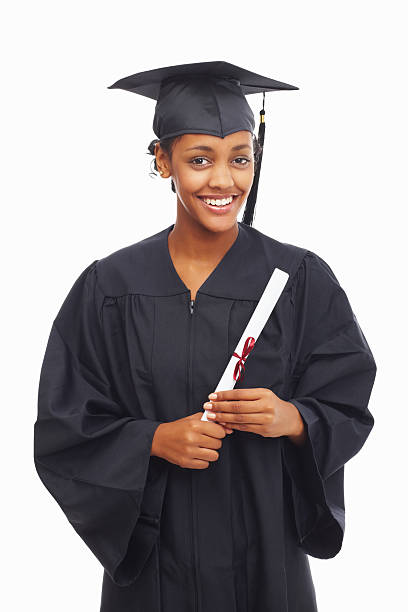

{"left": 196, "top": 194, "right": 238, "bottom": 214}
{"left": 197, "top": 195, "right": 238, "bottom": 201}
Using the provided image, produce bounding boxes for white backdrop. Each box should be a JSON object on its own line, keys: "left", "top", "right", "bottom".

{"left": 2, "top": 1, "right": 406, "bottom": 610}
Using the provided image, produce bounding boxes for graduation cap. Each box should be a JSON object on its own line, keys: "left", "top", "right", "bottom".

{"left": 108, "top": 61, "right": 298, "bottom": 227}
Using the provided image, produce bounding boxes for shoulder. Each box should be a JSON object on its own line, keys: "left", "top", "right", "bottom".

{"left": 242, "top": 222, "right": 306, "bottom": 257}
{"left": 91, "top": 226, "right": 171, "bottom": 296}
{"left": 242, "top": 224, "right": 338, "bottom": 293}
{"left": 292, "top": 248, "right": 344, "bottom": 295}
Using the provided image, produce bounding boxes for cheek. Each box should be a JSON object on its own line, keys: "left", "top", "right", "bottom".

{"left": 176, "top": 167, "right": 206, "bottom": 195}
{"left": 236, "top": 168, "right": 255, "bottom": 192}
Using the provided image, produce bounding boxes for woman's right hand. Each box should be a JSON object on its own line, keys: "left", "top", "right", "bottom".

{"left": 151, "top": 412, "right": 233, "bottom": 469}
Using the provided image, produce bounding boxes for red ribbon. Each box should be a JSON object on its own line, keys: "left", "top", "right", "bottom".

{"left": 232, "top": 336, "right": 255, "bottom": 382}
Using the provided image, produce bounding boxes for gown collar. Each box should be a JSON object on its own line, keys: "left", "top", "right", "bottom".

{"left": 100, "top": 221, "right": 306, "bottom": 301}
{"left": 158, "top": 221, "right": 291, "bottom": 301}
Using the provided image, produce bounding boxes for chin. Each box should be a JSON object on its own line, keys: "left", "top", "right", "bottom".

{"left": 199, "top": 215, "right": 239, "bottom": 232}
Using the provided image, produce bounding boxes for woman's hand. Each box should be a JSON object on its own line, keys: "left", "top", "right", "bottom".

{"left": 151, "top": 412, "right": 231, "bottom": 469}
{"left": 203, "top": 388, "right": 307, "bottom": 446}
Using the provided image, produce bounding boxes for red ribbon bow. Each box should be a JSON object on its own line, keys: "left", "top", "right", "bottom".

{"left": 232, "top": 336, "right": 255, "bottom": 382}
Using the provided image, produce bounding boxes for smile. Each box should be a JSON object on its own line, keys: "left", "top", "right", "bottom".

{"left": 200, "top": 196, "right": 234, "bottom": 207}
{"left": 196, "top": 194, "right": 239, "bottom": 213}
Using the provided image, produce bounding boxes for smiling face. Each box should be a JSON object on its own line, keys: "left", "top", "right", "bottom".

{"left": 155, "top": 131, "right": 255, "bottom": 233}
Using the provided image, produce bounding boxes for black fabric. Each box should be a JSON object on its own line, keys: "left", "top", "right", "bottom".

{"left": 107, "top": 60, "right": 298, "bottom": 140}
{"left": 34, "top": 221, "right": 376, "bottom": 611}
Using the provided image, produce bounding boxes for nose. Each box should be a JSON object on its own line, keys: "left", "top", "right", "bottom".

{"left": 207, "top": 162, "right": 235, "bottom": 191}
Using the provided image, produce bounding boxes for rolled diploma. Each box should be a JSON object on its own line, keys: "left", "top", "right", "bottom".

{"left": 201, "top": 267, "right": 289, "bottom": 421}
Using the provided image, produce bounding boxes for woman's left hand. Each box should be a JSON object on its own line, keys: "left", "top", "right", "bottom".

{"left": 203, "top": 387, "right": 306, "bottom": 445}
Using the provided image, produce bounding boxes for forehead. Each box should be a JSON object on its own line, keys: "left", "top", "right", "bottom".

{"left": 176, "top": 130, "right": 253, "bottom": 152}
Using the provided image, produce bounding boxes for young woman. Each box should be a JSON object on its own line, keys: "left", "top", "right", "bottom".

{"left": 34, "top": 62, "right": 377, "bottom": 612}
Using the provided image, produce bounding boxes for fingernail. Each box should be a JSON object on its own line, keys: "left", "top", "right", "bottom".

{"left": 207, "top": 412, "right": 216, "bottom": 419}
{"left": 208, "top": 393, "right": 217, "bottom": 399}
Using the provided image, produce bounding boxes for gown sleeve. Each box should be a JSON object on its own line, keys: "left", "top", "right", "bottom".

{"left": 281, "top": 250, "right": 377, "bottom": 559}
{"left": 33, "top": 260, "right": 169, "bottom": 587}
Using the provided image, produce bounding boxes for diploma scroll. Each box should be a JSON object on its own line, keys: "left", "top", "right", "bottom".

{"left": 201, "top": 267, "right": 289, "bottom": 421}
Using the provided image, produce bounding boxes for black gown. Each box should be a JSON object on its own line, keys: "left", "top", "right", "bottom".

{"left": 34, "top": 221, "right": 377, "bottom": 612}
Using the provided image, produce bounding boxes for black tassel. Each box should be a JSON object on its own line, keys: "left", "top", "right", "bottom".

{"left": 242, "top": 91, "right": 266, "bottom": 227}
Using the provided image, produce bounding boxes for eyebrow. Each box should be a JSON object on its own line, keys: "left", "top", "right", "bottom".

{"left": 184, "top": 144, "right": 251, "bottom": 152}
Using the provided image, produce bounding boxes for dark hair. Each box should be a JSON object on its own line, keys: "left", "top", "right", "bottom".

{"left": 146, "top": 133, "right": 263, "bottom": 194}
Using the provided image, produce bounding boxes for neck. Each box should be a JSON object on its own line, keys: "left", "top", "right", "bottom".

{"left": 169, "top": 204, "right": 239, "bottom": 264}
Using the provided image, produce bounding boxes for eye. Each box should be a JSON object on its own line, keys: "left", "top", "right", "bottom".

{"left": 234, "top": 157, "right": 251, "bottom": 166}
{"left": 190, "top": 157, "right": 210, "bottom": 166}
{"left": 189, "top": 156, "right": 252, "bottom": 167}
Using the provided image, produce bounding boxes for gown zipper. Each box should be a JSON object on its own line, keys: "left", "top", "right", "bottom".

{"left": 187, "top": 294, "right": 200, "bottom": 612}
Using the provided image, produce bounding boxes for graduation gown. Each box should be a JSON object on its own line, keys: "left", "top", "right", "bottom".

{"left": 34, "top": 221, "right": 377, "bottom": 612}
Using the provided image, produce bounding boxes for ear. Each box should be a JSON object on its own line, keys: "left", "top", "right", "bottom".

{"left": 155, "top": 143, "right": 171, "bottom": 177}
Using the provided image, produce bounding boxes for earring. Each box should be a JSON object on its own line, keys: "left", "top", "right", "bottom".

{"left": 159, "top": 170, "right": 164, "bottom": 175}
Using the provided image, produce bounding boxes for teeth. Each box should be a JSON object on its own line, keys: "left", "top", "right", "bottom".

{"left": 202, "top": 196, "right": 234, "bottom": 206}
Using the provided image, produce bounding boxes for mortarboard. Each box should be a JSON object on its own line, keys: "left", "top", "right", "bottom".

{"left": 108, "top": 61, "right": 298, "bottom": 226}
